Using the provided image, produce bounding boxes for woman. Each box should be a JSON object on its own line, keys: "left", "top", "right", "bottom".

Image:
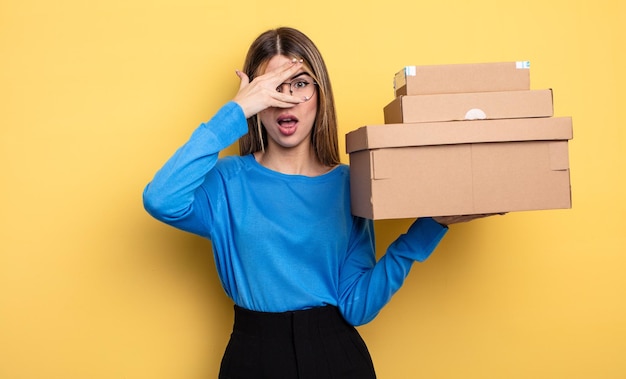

{"left": 144, "top": 26, "right": 483, "bottom": 379}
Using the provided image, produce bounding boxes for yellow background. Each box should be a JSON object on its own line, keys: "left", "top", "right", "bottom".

{"left": 1, "top": 0, "right": 624, "bottom": 378}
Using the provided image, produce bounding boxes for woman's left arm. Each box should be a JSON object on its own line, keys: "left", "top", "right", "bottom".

{"left": 337, "top": 217, "right": 448, "bottom": 326}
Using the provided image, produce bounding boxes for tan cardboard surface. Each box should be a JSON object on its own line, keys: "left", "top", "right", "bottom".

{"left": 383, "top": 89, "right": 554, "bottom": 124}
{"left": 347, "top": 118, "right": 572, "bottom": 219}
{"left": 394, "top": 62, "right": 531, "bottom": 96}
{"left": 346, "top": 117, "right": 573, "bottom": 153}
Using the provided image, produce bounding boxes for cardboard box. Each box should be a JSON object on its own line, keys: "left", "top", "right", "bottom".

{"left": 383, "top": 89, "right": 554, "bottom": 124}
{"left": 394, "top": 62, "right": 531, "bottom": 97}
{"left": 346, "top": 117, "right": 573, "bottom": 220}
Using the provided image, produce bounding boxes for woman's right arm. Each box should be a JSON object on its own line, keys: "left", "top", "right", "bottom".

{"left": 142, "top": 102, "right": 248, "bottom": 229}
{"left": 143, "top": 60, "right": 306, "bottom": 232}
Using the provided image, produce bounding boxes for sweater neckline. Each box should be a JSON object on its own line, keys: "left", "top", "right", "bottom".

{"left": 243, "top": 154, "right": 343, "bottom": 182}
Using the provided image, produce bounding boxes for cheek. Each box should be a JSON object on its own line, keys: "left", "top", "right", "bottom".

{"left": 258, "top": 110, "right": 272, "bottom": 127}
{"left": 304, "top": 99, "right": 318, "bottom": 118}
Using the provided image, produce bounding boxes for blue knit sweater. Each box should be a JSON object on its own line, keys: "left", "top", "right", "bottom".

{"left": 143, "top": 101, "right": 447, "bottom": 326}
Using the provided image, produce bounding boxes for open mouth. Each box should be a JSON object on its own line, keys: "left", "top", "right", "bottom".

{"left": 277, "top": 115, "right": 298, "bottom": 136}
{"left": 277, "top": 115, "right": 298, "bottom": 126}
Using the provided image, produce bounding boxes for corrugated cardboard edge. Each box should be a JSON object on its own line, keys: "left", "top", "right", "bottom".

{"left": 393, "top": 61, "right": 531, "bottom": 96}
{"left": 383, "top": 96, "right": 403, "bottom": 124}
{"left": 383, "top": 89, "right": 554, "bottom": 124}
{"left": 346, "top": 117, "right": 573, "bottom": 154}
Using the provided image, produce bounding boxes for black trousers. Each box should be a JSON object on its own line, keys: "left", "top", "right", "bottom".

{"left": 219, "top": 305, "right": 377, "bottom": 379}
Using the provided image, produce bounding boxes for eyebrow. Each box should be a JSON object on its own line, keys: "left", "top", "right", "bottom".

{"left": 290, "top": 72, "right": 312, "bottom": 80}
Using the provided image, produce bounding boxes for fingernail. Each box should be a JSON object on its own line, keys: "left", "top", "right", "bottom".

{"left": 292, "top": 58, "right": 297, "bottom": 63}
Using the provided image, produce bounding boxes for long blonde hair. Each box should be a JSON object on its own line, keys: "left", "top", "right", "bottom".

{"left": 238, "top": 27, "right": 340, "bottom": 167}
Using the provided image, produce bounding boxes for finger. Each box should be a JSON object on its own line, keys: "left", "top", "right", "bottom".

{"left": 235, "top": 70, "right": 250, "bottom": 90}
{"left": 280, "top": 58, "right": 305, "bottom": 78}
{"left": 268, "top": 92, "right": 305, "bottom": 108}
{"left": 265, "top": 58, "right": 304, "bottom": 83}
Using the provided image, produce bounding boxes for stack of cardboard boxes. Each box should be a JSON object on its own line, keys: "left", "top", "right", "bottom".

{"left": 346, "top": 62, "right": 573, "bottom": 220}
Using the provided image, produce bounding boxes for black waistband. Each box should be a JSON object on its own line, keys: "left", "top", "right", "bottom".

{"left": 232, "top": 304, "right": 352, "bottom": 339}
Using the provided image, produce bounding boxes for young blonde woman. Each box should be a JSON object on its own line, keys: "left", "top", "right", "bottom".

{"left": 144, "top": 26, "right": 487, "bottom": 379}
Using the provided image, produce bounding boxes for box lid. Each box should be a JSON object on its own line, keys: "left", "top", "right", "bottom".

{"left": 383, "top": 89, "right": 554, "bottom": 124}
{"left": 346, "top": 117, "right": 573, "bottom": 154}
{"left": 393, "top": 61, "right": 531, "bottom": 96}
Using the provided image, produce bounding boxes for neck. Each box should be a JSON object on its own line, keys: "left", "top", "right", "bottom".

{"left": 254, "top": 144, "right": 331, "bottom": 177}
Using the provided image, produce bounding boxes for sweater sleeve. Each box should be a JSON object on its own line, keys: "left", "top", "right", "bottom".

{"left": 337, "top": 217, "right": 448, "bottom": 326}
{"left": 142, "top": 102, "right": 248, "bottom": 235}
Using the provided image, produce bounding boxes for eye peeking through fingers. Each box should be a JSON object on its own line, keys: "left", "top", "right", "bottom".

{"left": 275, "top": 74, "right": 317, "bottom": 101}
